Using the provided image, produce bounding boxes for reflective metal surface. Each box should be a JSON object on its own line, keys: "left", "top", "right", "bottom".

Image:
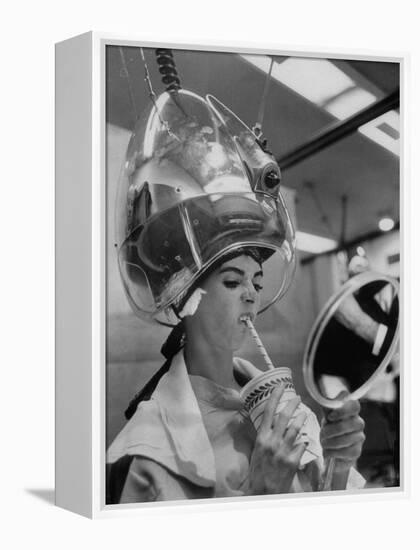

{"left": 115, "top": 89, "right": 296, "bottom": 323}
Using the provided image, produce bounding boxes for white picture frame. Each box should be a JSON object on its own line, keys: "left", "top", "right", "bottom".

{"left": 55, "top": 31, "right": 406, "bottom": 518}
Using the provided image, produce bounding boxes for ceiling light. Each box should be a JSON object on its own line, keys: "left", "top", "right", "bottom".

{"left": 272, "top": 58, "right": 355, "bottom": 104}
{"left": 241, "top": 55, "right": 354, "bottom": 105}
{"left": 241, "top": 54, "right": 399, "bottom": 156}
{"left": 359, "top": 110, "right": 400, "bottom": 156}
{"left": 378, "top": 217, "right": 395, "bottom": 232}
{"left": 296, "top": 231, "right": 337, "bottom": 254}
{"left": 325, "top": 88, "right": 377, "bottom": 119}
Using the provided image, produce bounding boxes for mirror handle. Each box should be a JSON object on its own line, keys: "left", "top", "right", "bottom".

{"left": 321, "top": 457, "right": 336, "bottom": 491}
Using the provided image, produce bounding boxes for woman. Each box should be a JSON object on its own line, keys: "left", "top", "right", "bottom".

{"left": 107, "top": 89, "right": 365, "bottom": 503}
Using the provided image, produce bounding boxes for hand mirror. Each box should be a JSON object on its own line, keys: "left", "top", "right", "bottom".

{"left": 303, "top": 270, "right": 400, "bottom": 410}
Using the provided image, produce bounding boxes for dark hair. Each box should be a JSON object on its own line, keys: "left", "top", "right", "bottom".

{"left": 160, "top": 320, "right": 186, "bottom": 359}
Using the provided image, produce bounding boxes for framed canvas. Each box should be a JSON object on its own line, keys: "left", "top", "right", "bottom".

{"left": 55, "top": 32, "right": 405, "bottom": 518}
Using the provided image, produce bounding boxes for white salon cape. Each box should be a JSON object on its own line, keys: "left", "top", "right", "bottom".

{"left": 107, "top": 352, "right": 364, "bottom": 503}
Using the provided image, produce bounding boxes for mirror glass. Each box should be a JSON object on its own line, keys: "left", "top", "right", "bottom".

{"left": 303, "top": 272, "right": 399, "bottom": 409}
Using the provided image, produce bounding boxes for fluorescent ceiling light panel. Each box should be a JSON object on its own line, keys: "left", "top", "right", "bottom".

{"left": 296, "top": 231, "right": 337, "bottom": 254}
{"left": 271, "top": 58, "right": 354, "bottom": 104}
{"left": 242, "top": 54, "right": 399, "bottom": 156}
{"left": 359, "top": 110, "right": 400, "bottom": 156}
{"left": 242, "top": 55, "right": 354, "bottom": 104}
{"left": 325, "top": 88, "right": 377, "bottom": 119}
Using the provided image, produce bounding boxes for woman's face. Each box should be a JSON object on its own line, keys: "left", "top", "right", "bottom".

{"left": 190, "top": 254, "right": 263, "bottom": 351}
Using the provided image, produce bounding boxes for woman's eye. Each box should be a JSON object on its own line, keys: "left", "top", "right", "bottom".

{"left": 223, "top": 280, "right": 240, "bottom": 289}
{"left": 223, "top": 280, "right": 263, "bottom": 292}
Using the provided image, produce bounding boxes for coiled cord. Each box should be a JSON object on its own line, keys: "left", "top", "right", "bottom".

{"left": 155, "top": 49, "right": 181, "bottom": 93}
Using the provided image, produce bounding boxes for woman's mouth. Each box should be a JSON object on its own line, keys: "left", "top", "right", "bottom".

{"left": 239, "top": 313, "right": 255, "bottom": 324}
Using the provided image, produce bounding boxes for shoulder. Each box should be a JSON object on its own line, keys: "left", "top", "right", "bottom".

{"left": 107, "top": 398, "right": 167, "bottom": 464}
{"left": 107, "top": 354, "right": 217, "bottom": 491}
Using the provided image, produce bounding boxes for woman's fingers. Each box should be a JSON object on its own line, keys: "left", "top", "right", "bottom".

{"left": 326, "top": 399, "right": 360, "bottom": 422}
{"left": 321, "top": 429, "right": 365, "bottom": 450}
{"left": 321, "top": 416, "right": 365, "bottom": 440}
{"left": 320, "top": 399, "right": 365, "bottom": 465}
{"left": 272, "top": 396, "right": 302, "bottom": 435}
{"left": 290, "top": 441, "right": 308, "bottom": 463}
{"left": 259, "top": 384, "right": 286, "bottom": 434}
{"left": 283, "top": 411, "right": 308, "bottom": 445}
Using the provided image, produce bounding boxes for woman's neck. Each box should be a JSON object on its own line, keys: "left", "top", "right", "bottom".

{"left": 183, "top": 333, "right": 239, "bottom": 390}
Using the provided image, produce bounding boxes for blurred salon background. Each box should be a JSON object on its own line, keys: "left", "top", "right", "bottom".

{"left": 106, "top": 47, "right": 400, "bottom": 488}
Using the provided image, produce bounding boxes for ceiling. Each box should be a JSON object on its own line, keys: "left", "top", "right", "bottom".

{"left": 106, "top": 46, "right": 400, "bottom": 255}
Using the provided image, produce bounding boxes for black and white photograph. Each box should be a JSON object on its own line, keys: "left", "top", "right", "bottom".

{"left": 105, "top": 44, "right": 401, "bottom": 505}
{"left": 5, "top": 0, "right": 420, "bottom": 546}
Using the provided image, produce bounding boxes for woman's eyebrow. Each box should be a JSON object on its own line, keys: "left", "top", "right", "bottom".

{"left": 219, "top": 266, "right": 263, "bottom": 278}
{"left": 219, "top": 266, "right": 244, "bottom": 276}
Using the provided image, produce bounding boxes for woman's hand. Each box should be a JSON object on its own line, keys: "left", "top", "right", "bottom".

{"left": 320, "top": 395, "right": 366, "bottom": 480}
{"left": 248, "top": 384, "right": 308, "bottom": 495}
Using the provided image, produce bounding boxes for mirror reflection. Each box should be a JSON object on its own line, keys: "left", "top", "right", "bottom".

{"left": 313, "top": 280, "right": 399, "bottom": 400}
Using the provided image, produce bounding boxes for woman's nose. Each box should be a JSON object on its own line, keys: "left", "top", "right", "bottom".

{"left": 241, "top": 282, "right": 257, "bottom": 303}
